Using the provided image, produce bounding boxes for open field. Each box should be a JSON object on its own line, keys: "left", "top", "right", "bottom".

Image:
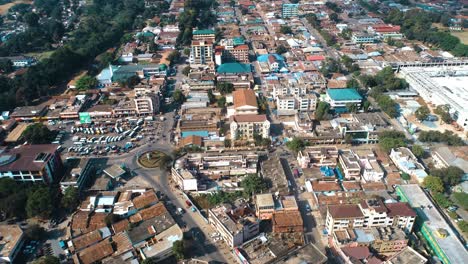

{"left": 0, "top": 0, "right": 32, "bottom": 15}
{"left": 433, "top": 23, "right": 468, "bottom": 45}
{"left": 451, "top": 31, "right": 468, "bottom": 45}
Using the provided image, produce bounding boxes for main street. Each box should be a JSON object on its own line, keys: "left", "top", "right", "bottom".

{"left": 124, "top": 155, "right": 234, "bottom": 263}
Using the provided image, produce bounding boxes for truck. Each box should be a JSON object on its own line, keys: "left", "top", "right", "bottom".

{"left": 177, "top": 208, "right": 184, "bottom": 214}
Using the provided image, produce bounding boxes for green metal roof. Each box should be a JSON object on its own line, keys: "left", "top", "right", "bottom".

{"left": 233, "top": 37, "right": 245, "bottom": 45}
{"left": 327, "top": 88, "right": 363, "bottom": 101}
{"left": 217, "top": 63, "right": 251, "bottom": 74}
{"left": 193, "top": 29, "right": 215, "bottom": 35}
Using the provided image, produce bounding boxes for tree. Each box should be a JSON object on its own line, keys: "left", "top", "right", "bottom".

{"left": 401, "top": 172, "right": 411, "bottom": 181}
{"left": 217, "top": 96, "right": 226, "bottom": 108}
{"left": 379, "top": 131, "right": 407, "bottom": 153}
{"left": 315, "top": 101, "right": 330, "bottom": 121}
{"left": 32, "top": 256, "right": 59, "bottom": 264}
{"left": 411, "top": 144, "right": 425, "bottom": 158}
{"left": 458, "top": 221, "right": 468, "bottom": 233}
{"left": 25, "top": 224, "right": 46, "bottom": 241}
{"left": 167, "top": 50, "right": 181, "bottom": 65}
{"left": 172, "top": 89, "right": 185, "bottom": 104}
{"left": 24, "top": 12, "right": 39, "bottom": 27}
{"left": 363, "top": 100, "right": 371, "bottom": 112}
{"left": 182, "top": 66, "right": 191, "bottom": 76}
{"left": 0, "top": 59, "right": 13, "bottom": 73}
{"left": 26, "top": 187, "right": 54, "bottom": 218}
{"left": 76, "top": 75, "right": 97, "bottom": 90}
{"left": 280, "top": 25, "right": 293, "bottom": 35}
{"left": 207, "top": 89, "right": 215, "bottom": 104}
{"left": 61, "top": 187, "right": 79, "bottom": 211}
{"left": 141, "top": 258, "right": 158, "bottom": 264}
{"left": 126, "top": 75, "right": 140, "bottom": 88}
{"left": 346, "top": 78, "right": 360, "bottom": 88}
{"left": 216, "top": 82, "right": 234, "bottom": 95}
{"left": 346, "top": 103, "right": 358, "bottom": 113}
{"left": 224, "top": 139, "right": 231, "bottom": 147}
{"left": 329, "top": 13, "right": 339, "bottom": 22}
{"left": 286, "top": 137, "right": 307, "bottom": 153}
{"left": 276, "top": 45, "right": 288, "bottom": 54}
{"left": 433, "top": 192, "right": 452, "bottom": 208}
{"left": 242, "top": 174, "right": 267, "bottom": 196}
{"left": 453, "top": 192, "right": 468, "bottom": 210}
{"left": 172, "top": 240, "right": 186, "bottom": 260}
{"left": 434, "top": 105, "right": 452, "bottom": 124}
{"left": 415, "top": 106, "right": 430, "bottom": 122}
{"left": 430, "top": 166, "right": 464, "bottom": 188}
{"left": 22, "top": 123, "right": 54, "bottom": 144}
{"left": 418, "top": 130, "right": 465, "bottom": 146}
{"left": 183, "top": 48, "right": 191, "bottom": 56}
{"left": 423, "top": 176, "right": 445, "bottom": 193}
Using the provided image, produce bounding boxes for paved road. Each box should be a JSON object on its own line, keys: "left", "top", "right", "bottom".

{"left": 127, "top": 160, "right": 233, "bottom": 263}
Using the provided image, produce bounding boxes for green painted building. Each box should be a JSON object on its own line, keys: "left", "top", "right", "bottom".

{"left": 396, "top": 185, "right": 468, "bottom": 264}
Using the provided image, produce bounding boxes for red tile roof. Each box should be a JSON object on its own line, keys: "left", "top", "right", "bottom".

{"left": 0, "top": 144, "right": 58, "bottom": 172}
{"left": 233, "top": 89, "right": 258, "bottom": 108}
{"left": 328, "top": 204, "right": 363, "bottom": 219}
{"left": 342, "top": 246, "right": 371, "bottom": 260}
{"left": 231, "top": 114, "right": 267, "bottom": 123}
{"left": 133, "top": 190, "right": 158, "bottom": 209}
{"left": 385, "top": 202, "right": 416, "bottom": 217}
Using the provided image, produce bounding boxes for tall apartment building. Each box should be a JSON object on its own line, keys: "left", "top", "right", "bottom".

{"left": 190, "top": 39, "right": 214, "bottom": 65}
{"left": 208, "top": 204, "right": 259, "bottom": 247}
{"left": 325, "top": 199, "right": 416, "bottom": 233}
{"left": 230, "top": 114, "right": 270, "bottom": 140}
{"left": 282, "top": 3, "right": 299, "bottom": 18}
{"left": 339, "top": 150, "right": 361, "bottom": 179}
{"left": 0, "top": 144, "right": 63, "bottom": 184}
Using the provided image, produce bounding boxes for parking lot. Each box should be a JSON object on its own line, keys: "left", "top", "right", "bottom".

{"left": 48, "top": 116, "right": 172, "bottom": 158}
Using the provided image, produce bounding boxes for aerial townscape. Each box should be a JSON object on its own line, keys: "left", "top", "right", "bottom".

{"left": 0, "top": 0, "right": 468, "bottom": 264}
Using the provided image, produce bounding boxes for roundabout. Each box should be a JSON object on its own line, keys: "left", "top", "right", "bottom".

{"left": 137, "top": 150, "right": 172, "bottom": 169}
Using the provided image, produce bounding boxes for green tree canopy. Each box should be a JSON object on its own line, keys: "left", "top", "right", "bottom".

{"left": 217, "top": 96, "right": 226, "bottom": 108}
{"left": 22, "top": 123, "right": 54, "bottom": 144}
{"left": 26, "top": 187, "right": 54, "bottom": 218}
{"left": 379, "top": 131, "right": 407, "bottom": 152}
{"left": 415, "top": 106, "right": 430, "bottom": 122}
{"left": 315, "top": 101, "right": 330, "bottom": 121}
{"left": 433, "top": 192, "right": 452, "bottom": 208}
{"left": 76, "top": 75, "right": 98, "bottom": 90}
{"left": 172, "top": 240, "right": 186, "bottom": 260}
{"left": 430, "top": 166, "right": 464, "bottom": 188}
{"left": 280, "top": 25, "right": 293, "bottom": 35}
{"left": 216, "top": 82, "right": 234, "bottom": 95}
{"left": 423, "top": 175, "right": 445, "bottom": 193}
{"left": 411, "top": 144, "right": 425, "bottom": 158}
{"left": 242, "top": 174, "right": 267, "bottom": 197}
{"left": 61, "top": 186, "right": 79, "bottom": 211}
{"left": 453, "top": 192, "right": 468, "bottom": 210}
{"left": 182, "top": 66, "right": 191, "bottom": 76}
{"left": 286, "top": 137, "right": 307, "bottom": 153}
{"left": 276, "top": 45, "right": 288, "bottom": 55}
{"left": 172, "top": 89, "right": 185, "bottom": 104}
{"left": 32, "top": 256, "right": 59, "bottom": 264}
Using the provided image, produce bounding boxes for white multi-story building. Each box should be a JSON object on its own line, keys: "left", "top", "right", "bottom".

{"left": 325, "top": 200, "right": 416, "bottom": 233}
{"left": 230, "top": 114, "right": 270, "bottom": 140}
{"left": 190, "top": 39, "right": 214, "bottom": 65}
{"left": 208, "top": 204, "right": 259, "bottom": 247}
{"left": 171, "top": 168, "right": 198, "bottom": 192}
{"left": 339, "top": 150, "right": 361, "bottom": 179}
